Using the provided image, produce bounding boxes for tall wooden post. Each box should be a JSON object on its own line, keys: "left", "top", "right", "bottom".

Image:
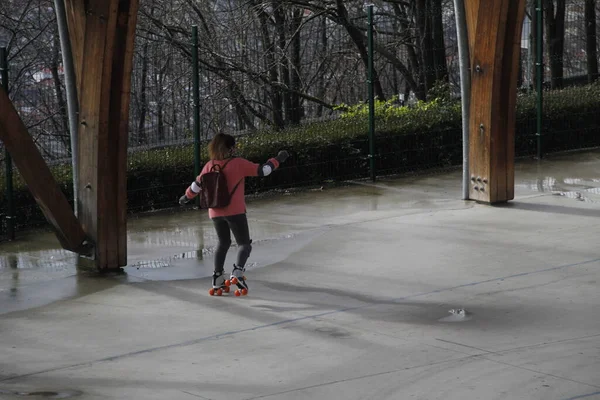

{"left": 65, "top": 0, "right": 139, "bottom": 269}
{"left": 465, "top": 0, "right": 527, "bottom": 203}
{"left": 0, "top": 87, "right": 88, "bottom": 252}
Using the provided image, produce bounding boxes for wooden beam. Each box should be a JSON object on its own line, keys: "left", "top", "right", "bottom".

{"left": 0, "top": 87, "right": 87, "bottom": 252}
{"left": 465, "top": 0, "right": 480, "bottom": 60}
{"left": 465, "top": 0, "right": 527, "bottom": 203}
{"left": 113, "top": 0, "right": 139, "bottom": 266}
{"left": 501, "top": 0, "right": 527, "bottom": 201}
{"left": 63, "top": 0, "right": 86, "bottom": 96}
{"left": 66, "top": 0, "right": 139, "bottom": 269}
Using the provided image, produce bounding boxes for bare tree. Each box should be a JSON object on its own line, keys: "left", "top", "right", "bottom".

{"left": 585, "top": 0, "right": 598, "bottom": 82}
{"left": 544, "top": 0, "right": 566, "bottom": 89}
{"left": 1, "top": 0, "right": 71, "bottom": 160}
{"left": 4, "top": 0, "right": 595, "bottom": 155}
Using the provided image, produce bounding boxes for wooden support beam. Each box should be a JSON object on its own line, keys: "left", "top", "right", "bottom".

{"left": 113, "top": 0, "right": 138, "bottom": 267}
{"left": 65, "top": 0, "right": 139, "bottom": 269}
{"left": 465, "top": 0, "right": 526, "bottom": 203}
{"left": 64, "top": 0, "right": 86, "bottom": 96}
{"left": 0, "top": 87, "right": 87, "bottom": 252}
{"left": 465, "top": 0, "right": 480, "bottom": 60}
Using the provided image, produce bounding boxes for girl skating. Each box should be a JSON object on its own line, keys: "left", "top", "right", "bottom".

{"left": 180, "top": 133, "right": 289, "bottom": 296}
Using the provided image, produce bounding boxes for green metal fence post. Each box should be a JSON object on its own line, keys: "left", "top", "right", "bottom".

{"left": 191, "top": 26, "right": 202, "bottom": 208}
{"left": 367, "top": 5, "right": 376, "bottom": 182}
{"left": 1, "top": 46, "right": 15, "bottom": 240}
{"left": 535, "top": 0, "right": 543, "bottom": 159}
{"left": 192, "top": 26, "right": 201, "bottom": 177}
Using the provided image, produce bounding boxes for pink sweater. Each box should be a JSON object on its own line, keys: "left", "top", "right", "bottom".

{"left": 185, "top": 157, "right": 280, "bottom": 218}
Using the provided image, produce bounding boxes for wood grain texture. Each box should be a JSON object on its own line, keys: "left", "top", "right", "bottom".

{"left": 75, "top": 0, "right": 113, "bottom": 267}
{"left": 0, "top": 87, "right": 87, "bottom": 251}
{"left": 67, "top": 0, "right": 139, "bottom": 268}
{"left": 464, "top": 0, "right": 480, "bottom": 61}
{"left": 467, "top": 0, "right": 526, "bottom": 203}
{"left": 114, "top": 0, "right": 139, "bottom": 266}
{"left": 64, "top": 0, "right": 86, "bottom": 95}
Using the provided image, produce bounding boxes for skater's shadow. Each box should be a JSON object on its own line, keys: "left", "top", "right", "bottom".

{"left": 257, "top": 280, "right": 547, "bottom": 331}
{"left": 259, "top": 280, "right": 404, "bottom": 307}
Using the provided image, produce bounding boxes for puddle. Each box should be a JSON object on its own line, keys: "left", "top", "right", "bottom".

{"left": 129, "top": 233, "right": 297, "bottom": 270}
{"left": 439, "top": 308, "right": 472, "bottom": 323}
{"left": 551, "top": 189, "right": 600, "bottom": 203}
{"left": 516, "top": 176, "right": 600, "bottom": 203}
{"left": 514, "top": 152, "right": 600, "bottom": 202}
{"left": 2, "top": 149, "right": 599, "bottom": 304}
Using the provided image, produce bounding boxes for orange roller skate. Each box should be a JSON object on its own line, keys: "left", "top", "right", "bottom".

{"left": 208, "top": 271, "right": 231, "bottom": 296}
{"left": 225, "top": 265, "right": 249, "bottom": 297}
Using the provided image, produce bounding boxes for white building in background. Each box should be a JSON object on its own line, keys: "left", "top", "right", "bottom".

{"left": 32, "top": 66, "right": 63, "bottom": 84}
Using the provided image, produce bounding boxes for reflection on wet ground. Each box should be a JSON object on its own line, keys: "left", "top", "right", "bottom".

{"left": 1, "top": 149, "right": 599, "bottom": 313}
{"left": 516, "top": 176, "right": 600, "bottom": 202}
{"left": 514, "top": 151, "right": 600, "bottom": 202}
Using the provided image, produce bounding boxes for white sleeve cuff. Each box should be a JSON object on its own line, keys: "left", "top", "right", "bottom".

{"left": 191, "top": 181, "right": 201, "bottom": 193}
{"left": 262, "top": 165, "right": 273, "bottom": 176}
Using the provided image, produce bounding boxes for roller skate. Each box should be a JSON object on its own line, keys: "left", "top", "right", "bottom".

{"left": 226, "top": 265, "right": 248, "bottom": 297}
{"left": 208, "top": 270, "right": 231, "bottom": 296}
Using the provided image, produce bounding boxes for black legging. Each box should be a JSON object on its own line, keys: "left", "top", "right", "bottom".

{"left": 212, "top": 213, "right": 252, "bottom": 273}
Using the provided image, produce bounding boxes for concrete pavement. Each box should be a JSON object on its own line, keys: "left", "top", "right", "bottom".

{"left": 0, "top": 150, "right": 599, "bottom": 399}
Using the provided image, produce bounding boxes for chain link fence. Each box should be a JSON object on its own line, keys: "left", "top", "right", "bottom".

{"left": 1, "top": 0, "right": 599, "bottom": 242}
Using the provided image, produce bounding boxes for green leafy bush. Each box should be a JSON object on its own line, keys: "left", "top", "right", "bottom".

{"left": 1, "top": 82, "right": 600, "bottom": 235}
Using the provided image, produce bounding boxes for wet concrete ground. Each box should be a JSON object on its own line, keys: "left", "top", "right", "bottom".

{"left": 0, "top": 150, "right": 599, "bottom": 399}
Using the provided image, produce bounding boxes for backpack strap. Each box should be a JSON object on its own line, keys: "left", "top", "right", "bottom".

{"left": 229, "top": 178, "right": 243, "bottom": 197}
{"left": 225, "top": 157, "right": 244, "bottom": 196}
{"left": 221, "top": 157, "right": 235, "bottom": 170}
{"left": 209, "top": 157, "right": 235, "bottom": 173}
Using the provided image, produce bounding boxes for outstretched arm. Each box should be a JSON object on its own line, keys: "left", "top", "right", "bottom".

{"left": 179, "top": 178, "right": 201, "bottom": 205}
{"left": 242, "top": 150, "right": 290, "bottom": 177}
{"left": 180, "top": 163, "right": 210, "bottom": 205}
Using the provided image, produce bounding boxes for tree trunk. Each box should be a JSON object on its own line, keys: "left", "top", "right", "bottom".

{"left": 51, "top": 32, "right": 70, "bottom": 153}
{"left": 585, "top": 0, "right": 598, "bottom": 83}
{"left": 334, "top": 0, "right": 385, "bottom": 100}
{"left": 185, "top": 2, "right": 257, "bottom": 129}
{"left": 393, "top": 2, "right": 426, "bottom": 100}
{"left": 171, "top": 83, "right": 176, "bottom": 138}
{"left": 316, "top": 16, "right": 327, "bottom": 117}
{"left": 431, "top": 0, "right": 448, "bottom": 83}
{"left": 256, "top": 1, "right": 284, "bottom": 128}
{"left": 289, "top": 8, "right": 303, "bottom": 124}
{"left": 153, "top": 57, "right": 167, "bottom": 142}
{"left": 273, "top": 2, "right": 291, "bottom": 127}
{"left": 237, "top": 28, "right": 248, "bottom": 130}
{"left": 157, "top": 102, "right": 164, "bottom": 142}
{"left": 137, "top": 41, "right": 149, "bottom": 144}
{"left": 544, "top": 0, "right": 566, "bottom": 89}
{"left": 416, "top": 0, "right": 436, "bottom": 95}
{"left": 530, "top": 1, "right": 538, "bottom": 89}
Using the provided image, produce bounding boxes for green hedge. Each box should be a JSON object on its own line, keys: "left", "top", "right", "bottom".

{"left": 1, "top": 82, "right": 600, "bottom": 236}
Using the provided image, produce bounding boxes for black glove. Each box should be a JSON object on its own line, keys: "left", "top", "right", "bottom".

{"left": 179, "top": 195, "right": 191, "bottom": 205}
{"left": 275, "top": 150, "right": 289, "bottom": 163}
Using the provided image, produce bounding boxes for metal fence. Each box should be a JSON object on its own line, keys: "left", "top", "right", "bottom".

{"left": 1, "top": 0, "right": 599, "bottom": 242}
